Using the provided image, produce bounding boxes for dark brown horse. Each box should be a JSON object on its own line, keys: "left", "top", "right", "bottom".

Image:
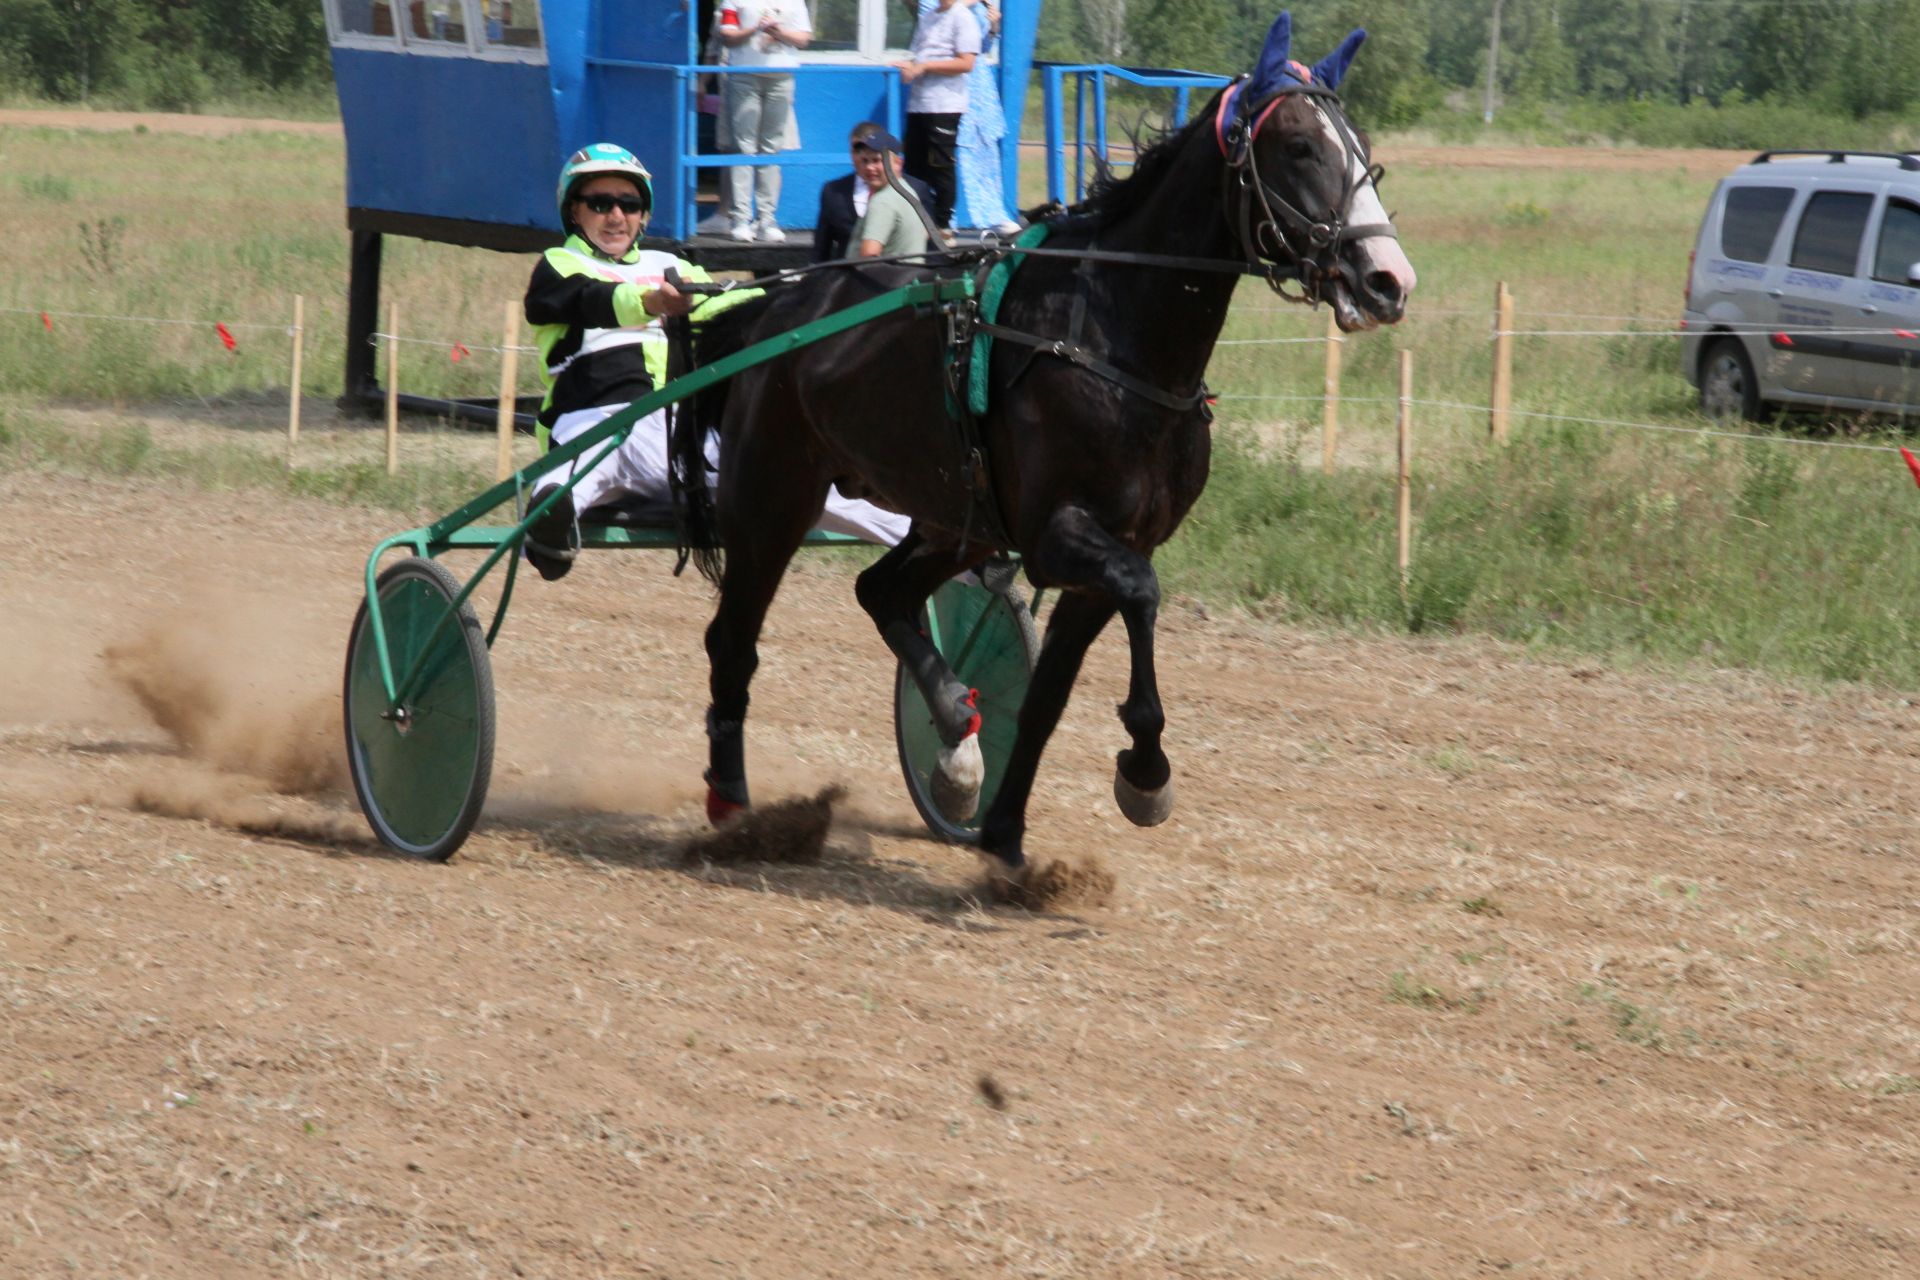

{"left": 681, "top": 13, "right": 1416, "bottom": 879}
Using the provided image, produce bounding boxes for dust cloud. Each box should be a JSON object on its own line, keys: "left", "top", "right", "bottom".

{"left": 681, "top": 784, "right": 846, "bottom": 865}
{"left": 97, "top": 594, "right": 367, "bottom": 846}
{"left": 103, "top": 601, "right": 346, "bottom": 795}
{"left": 979, "top": 856, "right": 1117, "bottom": 910}
{"left": 123, "top": 762, "right": 373, "bottom": 847}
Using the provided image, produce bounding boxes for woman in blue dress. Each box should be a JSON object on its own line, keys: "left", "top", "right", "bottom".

{"left": 919, "top": 0, "right": 1021, "bottom": 233}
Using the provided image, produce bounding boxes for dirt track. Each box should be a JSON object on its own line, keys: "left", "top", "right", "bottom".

{"left": 3, "top": 445, "right": 1918, "bottom": 1277}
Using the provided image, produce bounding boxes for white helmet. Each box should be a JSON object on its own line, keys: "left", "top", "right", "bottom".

{"left": 555, "top": 142, "right": 653, "bottom": 232}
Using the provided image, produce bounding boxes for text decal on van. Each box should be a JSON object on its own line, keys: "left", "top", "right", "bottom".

{"left": 1708, "top": 258, "right": 1769, "bottom": 281}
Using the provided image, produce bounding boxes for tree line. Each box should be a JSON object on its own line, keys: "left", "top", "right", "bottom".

{"left": 0, "top": 0, "right": 330, "bottom": 111}
{"left": 3, "top": 0, "right": 1916, "bottom": 144}
{"left": 1043, "top": 0, "right": 1920, "bottom": 137}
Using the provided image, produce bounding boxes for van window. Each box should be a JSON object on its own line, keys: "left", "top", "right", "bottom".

{"left": 1790, "top": 191, "right": 1872, "bottom": 276}
{"left": 1720, "top": 186, "right": 1793, "bottom": 262}
{"left": 1872, "top": 199, "right": 1920, "bottom": 284}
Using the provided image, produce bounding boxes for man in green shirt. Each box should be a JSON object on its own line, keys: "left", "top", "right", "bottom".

{"left": 846, "top": 128, "right": 932, "bottom": 260}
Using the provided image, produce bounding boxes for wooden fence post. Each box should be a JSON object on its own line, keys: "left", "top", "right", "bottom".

{"left": 286, "top": 293, "right": 304, "bottom": 468}
{"left": 1321, "top": 307, "right": 1342, "bottom": 473}
{"left": 496, "top": 300, "right": 520, "bottom": 482}
{"left": 384, "top": 302, "right": 400, "bottom": 477}
{"left": 1489, "top": 280, "right": 1513, "bottom": 445}
{"left": 1397, "top": 349, "right": 1413, "bottom": 600}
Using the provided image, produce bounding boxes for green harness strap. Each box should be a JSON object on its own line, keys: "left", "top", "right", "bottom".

{"left": 968, "top": 222, "right": 1052, "bottom": 417}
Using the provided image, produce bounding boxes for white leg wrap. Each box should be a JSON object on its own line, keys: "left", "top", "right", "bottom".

{"left": 932, "top": 732, "right": 985, "bottom": 824}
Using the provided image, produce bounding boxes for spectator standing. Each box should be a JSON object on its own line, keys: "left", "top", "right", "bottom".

{"left": 714, "top": 1, "right": 811, "bottom": 242}
{"left": 894, "top": 0, "right": 980, "bottom": 242}
{"left": 950, "top": 0, "right": 1021, "bottom": 235}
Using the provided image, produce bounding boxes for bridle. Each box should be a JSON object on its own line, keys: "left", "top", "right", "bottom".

{"left": 1216, "top": 76, "right": 1397, "bottom": 306}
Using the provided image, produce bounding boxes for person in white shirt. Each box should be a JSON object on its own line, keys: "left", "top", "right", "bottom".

{"left": 893, "top": 0, "right": 981, "bottom": 240}
{"left": 714, "top": 2, "right": 811, "bottom": 243}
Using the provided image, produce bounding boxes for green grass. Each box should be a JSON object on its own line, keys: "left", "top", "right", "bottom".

{"left": 1161, "top": 421, "right": 1920, "bottom": 686}
{"left": 0, "top": 125, "right": 530, "bottom": 406}
{"left": 0, "top": 402, "right": 496, "bottom": 519}
{"left": 7, "top": 122, "right": 1920, "bottom": 689}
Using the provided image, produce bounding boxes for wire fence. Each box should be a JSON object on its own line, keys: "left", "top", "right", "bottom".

{"left": 10, "top": 285, "right": 1920, "bottom": 473}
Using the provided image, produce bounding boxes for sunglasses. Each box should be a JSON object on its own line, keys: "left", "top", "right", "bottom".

{"left": 577, "top": 193, "right": 647, "bottom": 215}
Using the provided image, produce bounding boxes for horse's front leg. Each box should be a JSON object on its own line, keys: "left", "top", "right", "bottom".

{"left": 1104, "top": 548, "right": 1173, "bottom": 828}
{"left": 976, "top": 588, "right": 1115, "bottom": 870}
{"left": 1034, "top": 506, "right": 1171, "bottom": 823}
{"left": 856, "top": 533, "right": 987, "bottom": 823}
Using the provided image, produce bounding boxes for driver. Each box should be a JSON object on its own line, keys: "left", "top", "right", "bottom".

{"left": 522, "top": 142, "right": 909, "bottom": 580}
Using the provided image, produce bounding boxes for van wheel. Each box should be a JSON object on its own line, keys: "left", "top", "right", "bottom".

{"left": 1700, "top": 338, "right": 1763, "bottom": 421}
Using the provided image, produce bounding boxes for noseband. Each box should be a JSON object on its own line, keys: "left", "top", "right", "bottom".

{"left": 1216, "top": 78, "right": 1396, "bottom": 304}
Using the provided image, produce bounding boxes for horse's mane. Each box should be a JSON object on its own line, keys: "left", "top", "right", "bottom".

{"left": 1072, "top": 88, "right": 1228, "bottom": 230}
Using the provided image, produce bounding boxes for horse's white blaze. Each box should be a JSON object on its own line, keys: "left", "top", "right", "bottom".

{"left": 1348, "top": 181, "right": 1416, "bottom": 294}
{"left": 1311, "top": 101, "right": 1417, "bottom": 299}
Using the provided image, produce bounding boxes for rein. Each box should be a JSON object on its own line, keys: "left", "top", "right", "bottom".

{"left": 696, "top": 239, "right": 1298, "bottom": 301}
{"left": 682, "top": 82, "right": 1394, "bottom": 419}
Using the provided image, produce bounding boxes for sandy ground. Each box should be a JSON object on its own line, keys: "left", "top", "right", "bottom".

{"left": 2, "top": 406, "right": 1918, "bottom": 1277}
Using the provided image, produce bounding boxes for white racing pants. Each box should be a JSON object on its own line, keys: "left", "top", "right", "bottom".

{"left": 543, "top": 403, "right": 911, "bottom": 546}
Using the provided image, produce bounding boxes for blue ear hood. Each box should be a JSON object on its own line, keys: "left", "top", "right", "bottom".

{"left": 1311, "top": 28, "right": 1367, "bottom": 90}
{"left": 1246, "top": 12, "right": 1368, "bottom": 99}
{"left": 1246, "top": 12, "right": 1294, "bottom": 100}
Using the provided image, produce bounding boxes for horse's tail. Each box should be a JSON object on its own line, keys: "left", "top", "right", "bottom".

{"left": 669, "top": 291, "right": 776, "bottom": 586}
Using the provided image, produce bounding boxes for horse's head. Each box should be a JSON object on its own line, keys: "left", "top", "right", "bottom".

{"left": 1218, "top": 13, "right": 1416, "bottom": 330}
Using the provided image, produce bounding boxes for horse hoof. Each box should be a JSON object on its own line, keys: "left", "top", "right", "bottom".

{"left": 933, "top": 733, "right": 985, "bottom": 824}
{"left": 1113, "top": 766, "right": 1173, "bottom": 827}
{"left": 705, "top": 787, "right": 746, "bottom": 827}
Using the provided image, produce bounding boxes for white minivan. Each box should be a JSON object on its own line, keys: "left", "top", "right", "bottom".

{"left": 1682, "top": 150, "right": 1920, "bottom": 419}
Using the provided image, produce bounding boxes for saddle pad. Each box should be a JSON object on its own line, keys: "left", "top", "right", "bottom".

{"left": 968, "top": 222, "right": 1052, "bottom": 417}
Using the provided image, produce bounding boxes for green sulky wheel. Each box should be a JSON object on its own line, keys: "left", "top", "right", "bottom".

{"left": 893, "top": 576, "right": 1040, "bottom": 843}
{"left": 343, "top": 556, "right": 496, "bottom": 861}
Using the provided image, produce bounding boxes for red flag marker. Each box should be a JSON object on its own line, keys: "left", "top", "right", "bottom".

{"left": 1900, "top": 447, "right": 1920, "bottom": 490}
{"left": 450, "top": 342, "right": 470, "bottom": 363}
{"left": 1773, "top": 332, "right": 1794, "bottom": 346}
{"left": 1896, "top": 329, "right": 1917, "bottom": 340}
{"left": 216, "top": 322, "right": 237, "bottom": 352}
{"left": 40, "top": 311, "right": 52, "bottom": 333}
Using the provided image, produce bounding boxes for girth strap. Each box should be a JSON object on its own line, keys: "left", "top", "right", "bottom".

{"left": 972, "top": 319, "right": 1212, "bottom": 412}
{"left": 971, "top": 229, "right": 1212, "bottom": 414}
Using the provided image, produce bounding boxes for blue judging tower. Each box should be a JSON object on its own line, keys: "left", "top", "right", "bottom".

{"left": 321, "top": 0, "right": 1040, "bottom": 417}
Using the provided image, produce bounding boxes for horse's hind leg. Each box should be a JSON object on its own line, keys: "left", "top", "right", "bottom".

{"left": 702, "top": 456, "right": 825, "bottom": 825}
{"left": 704, "top": 534, "right": 805, "bottom": 822}
{"left": 855, "top": 535, "right": 988, "bottom": 823}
